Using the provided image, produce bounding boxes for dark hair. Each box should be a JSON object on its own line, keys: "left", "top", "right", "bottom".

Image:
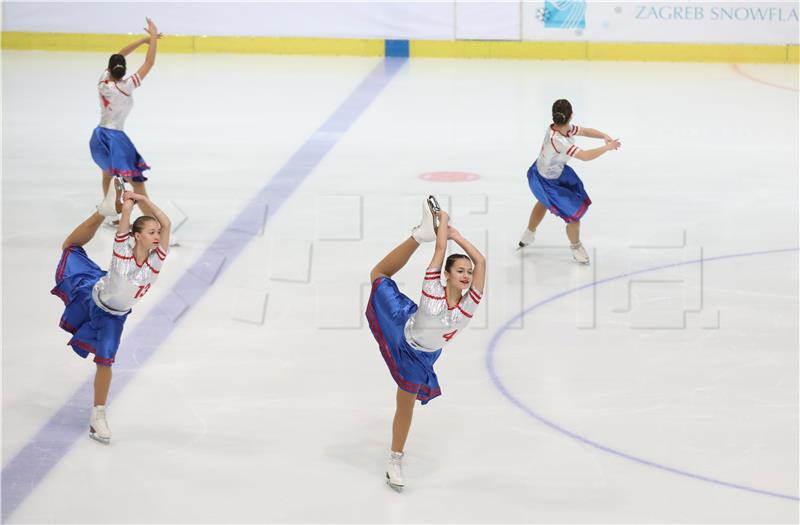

{"left": 445, "top": 253, "right": 472, "bottom": 273}
{"left": 108, "top": 54, "right": 127, "bottom": 80}
{"left": 552, "top": 99, "right": 573, "bottom": 126}
{"left": 131, "top": 215, "right": 158, "bottom": 235}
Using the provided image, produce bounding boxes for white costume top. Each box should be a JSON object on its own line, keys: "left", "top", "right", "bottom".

{"left": 536, "top": 124, "right": 582, "bottom": 179}
{"left": 404, "top": 267, "right": 483, "bottom": 352}
{"left": 92, "top": 232, "right": 167, "bottom": 314}
{"left": 97, "top": 70, "right": 142, "bottom": 130}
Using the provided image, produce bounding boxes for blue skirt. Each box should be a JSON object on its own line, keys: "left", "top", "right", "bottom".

{"left": 366, "top": 277, "right": 442, "bottom": 404}
{"left": 527, "top": 162, "right": 591, "bottom": 223}
{"left": 51, "top": 245, "right": 129, "bottom": 366}
{"left": 89, "top": 126, "right": 150, "bottom": 182}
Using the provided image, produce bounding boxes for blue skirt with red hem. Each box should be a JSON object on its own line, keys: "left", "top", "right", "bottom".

{"left": 89, "top": 126, "right": 150, "bottom": 182}
{"left": 527, "top": 161, "right": 591, "bottom": 223}
{"left": 51, "top": 245, "right": 129, "bottom": 367}
{"left": 366, "top": 277, "right": 442, "bottom": 404}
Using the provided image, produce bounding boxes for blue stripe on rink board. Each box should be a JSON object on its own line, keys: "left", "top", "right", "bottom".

{"left": 385, "top": 39, "right": 409, "bottom": 58}
{"left": 1, "top": 57, "right": 407, "bottom": 523}
{"left": 486, "top": 247, "right": 800, "bottom": 502}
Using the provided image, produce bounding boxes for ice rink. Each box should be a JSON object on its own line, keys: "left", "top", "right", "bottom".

{"left": 2, "top": 50, "right": 798, "bottom": 523}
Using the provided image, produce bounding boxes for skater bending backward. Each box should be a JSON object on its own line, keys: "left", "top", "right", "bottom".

{"left": 518, "top": 98, "right": 621, "bottom": 264}
{"left": 366, "top": 196, "right": 486, "bottom": 489}
{"left": 51, "top": 189, "right": 171, "bottom": 444}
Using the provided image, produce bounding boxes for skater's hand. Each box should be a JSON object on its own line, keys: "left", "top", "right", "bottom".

{"left": 144, "top": 17, "right": 162, "bottom": 39}
{"left": 605, "top": 138, "right": 621, "bottom": 151}
{"left": 123, "top": 191, "right": 148, "bottom": 204}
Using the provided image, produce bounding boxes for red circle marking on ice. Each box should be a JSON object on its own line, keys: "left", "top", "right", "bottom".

{"left": 419, "top": 171, "right": 480, "bottom": 182}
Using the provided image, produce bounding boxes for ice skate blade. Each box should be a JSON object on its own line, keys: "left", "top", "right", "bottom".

{"left": 572, "top": 258, "right": 590, "bottom": 265}
{"left": 113, "top": 177, "right": 127, "bottom": 197}
{"left": 517, "top": 242, "right": 527, "bottom": 251}
{"left": 386, "top": 473, "right": 404, "bottom": 492}
{"left": 427, "top": 195, "right": 441, "bottom": 229}
{"left": 89, "top": 432, "right": 110, "bottom": 445}
{"left": 426, "top": 195, "right": 441, "bottom": 214}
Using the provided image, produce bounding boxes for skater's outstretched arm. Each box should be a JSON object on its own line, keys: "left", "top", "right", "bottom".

{"left": 574, "top": 138, "right": 621, "bottom": 162}
{"left": 447, "top": 227, "right": 486, "bottom": 293}
{"left": 427, "top": 211, "right": 449, "bottom": 270}
{"left": 576, "top": 127, "right": 614, "bottom": 143}
{"left": 136, "top": 18, "right": 161, "bottom": 81}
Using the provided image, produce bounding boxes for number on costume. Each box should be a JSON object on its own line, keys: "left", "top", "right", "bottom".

{"left": 134, "top": 283, "right": 151, "bottom": 299}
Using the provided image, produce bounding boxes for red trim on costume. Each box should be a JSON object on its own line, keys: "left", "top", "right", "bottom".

{"left": 567, "top": 145, "right": 578, "bottom": 157}
{"left": 55, "top": 246, "right": 73, "bottom": 282}
{"left": 550, "top": 134, "right": 561, "bottom": 153}
{"left": 113, "top": 83, "right": 130, "bottom": 97}
{"left": 59, "top": 318, "right": 78, "bottom": 334}
{"left": 422, "top": 290, "right": 446, "bottom": 301}
{"left": 551, "top": 197, "right": 592, "bottom": 223}
{"left": 468, "top": 289, "right": 481, "bottom": 303}
{"left": 51, "top": 287, "right": 70, "bottom": 305}
{"left": 132, "top": 74, "right": 140, "bottom": 87}
{"left": 446, "top": 295, "right": 462, "bottom": 310}
{"left": 68, "top": 338, "right": 115, "bottom": 366}
{"left": 145, "top": 261, "right": 160, "bottom": 274}
{"left": 109, "top": 166, "right": 149, "bottom": 177}
{"left": 155, "top": 247, "right": 167, "bottom": 260}
{"left": 455, "top": 306, "right": 473, "bottom": 318}
{"left": 114, "top": 251, "right": 149, "bottom": 268}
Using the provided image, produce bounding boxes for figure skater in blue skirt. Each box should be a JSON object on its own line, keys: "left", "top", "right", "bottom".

{"left": 366, "top": 196, "right": 486, "bottom": 489}
{"left": 518, "top": 99, "right": 621, "bottom": 264}
{"left": 90, "top": 17, "right": 161, "bottom": 219}
{"left": 51, "top": 186, "right": 171, "bottom": 443}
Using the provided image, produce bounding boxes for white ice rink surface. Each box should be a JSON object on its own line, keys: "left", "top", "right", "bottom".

{"left": 2, "top": 51, "right": 798, "bottom": 523}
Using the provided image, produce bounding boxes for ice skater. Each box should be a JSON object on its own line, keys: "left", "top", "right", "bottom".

{"left": 366, "top": 196, "right": 486, "bottom": 490}
{"left": 90, "top": 17, "right": 161, "bottom": 221}
{"left": 51, "top": 185, "right": 171, "bottom": 443}
{"left": 518, "top": 99, "right": 621, "bottom": 264}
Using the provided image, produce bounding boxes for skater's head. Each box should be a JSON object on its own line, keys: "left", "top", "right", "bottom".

{"left": 552, "top": 99, "right": 573, "bottom": 126}
{"left": 131, "top": 216, "right": 162, "bottom": 250}
{"left": 444, "top": 253, "right": 473, "bottom": 291}
{"left": 108, "top": 54, "right": 127, "bottom": 80}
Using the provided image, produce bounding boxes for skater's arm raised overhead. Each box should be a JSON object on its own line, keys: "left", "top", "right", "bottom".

{"left": 428, "top": 211, "right": 449, "bottom": 271}
{"left": 116, "top": 36, "right": 149, "bottom": 57}
{"left": 117, "top": 194, "right": 136, "bottom": 236}
{"left": 124, "top": 192, "right": 172, "bottom": 250}
{"left": 447, "top": 227, "right": 486, "bottom": 293}
{"left": 573, "top": 138, "right": 621, "bottom": 162}
{"left": 136, "top": 18, "right": 161, "bottom": 81}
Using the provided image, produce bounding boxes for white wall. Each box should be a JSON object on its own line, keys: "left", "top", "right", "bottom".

{"left": 2, "top": 1, "right": 798, "bottom": 45}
